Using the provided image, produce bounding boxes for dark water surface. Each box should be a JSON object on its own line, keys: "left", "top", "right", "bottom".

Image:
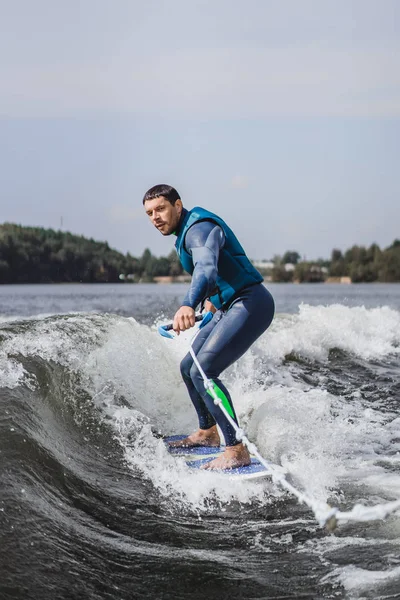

{"left": 1, "top": 284, "right": 400, "bottom": 599}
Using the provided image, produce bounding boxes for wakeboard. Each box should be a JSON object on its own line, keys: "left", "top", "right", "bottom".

{"left": 164, "top": 434, "right": 285, "bottom": 481}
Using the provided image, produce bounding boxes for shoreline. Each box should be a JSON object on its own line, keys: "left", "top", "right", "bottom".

{"left": 2, "top": 280, "right": 400, "bottom": 286}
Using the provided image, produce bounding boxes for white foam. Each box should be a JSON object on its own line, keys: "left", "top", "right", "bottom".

{"left": 0, "top": 312, "right": 62, "bottom": 324}
{"left": 87, "top": 310, "right": 399, "bottom": 515}
{"left": 324, "top": 564, "right": 400, "bottom": 595}
{"left": 0, "top": 356, "right": 28, "bottom": 389}
{"left": 83, "top": 318, "right": 280, "bottom": 510}
{"left": 261, "top": 304, "right": 400, "bottom": 362}
{"left": 118, "top": 417, "right": 276, "bottom": 511}
{"left": 2, "top": 306, "right": 400, "bottom": 518}
{"left": 0, "top": 312, "right": 107, "bottom": 388}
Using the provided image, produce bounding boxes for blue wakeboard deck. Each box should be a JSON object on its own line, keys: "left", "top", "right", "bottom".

{"left": 165, "top": 434, "right": 225, "bottom": 456}
{"left": 164, "top": 434, "right": 284, "bottom": 480}
{"left": 186, "top": 457, "right": 275, "bottom": 480}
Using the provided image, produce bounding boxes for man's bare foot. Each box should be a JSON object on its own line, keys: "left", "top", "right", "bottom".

{"left": 201, "top": 443, "right": 251, "bottom": 470}
{"left": 168, "top": 426, "right": 221, "bottom": 448}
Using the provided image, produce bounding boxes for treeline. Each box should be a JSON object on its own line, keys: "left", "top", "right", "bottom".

{"left": 328, "top": 243, "right": 400, "bottom": 282}
{"left": 268, "top": 242, "right": 400, "bottom": 283}
{"left": 1, "top": 223, "right": 400, "bottom": 284}
{"left": 0, "top": 223, "right": 183, "bottom": 283}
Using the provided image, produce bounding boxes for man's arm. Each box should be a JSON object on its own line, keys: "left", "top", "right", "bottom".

{"left": 172, "top": 221, "right": 225, "bottom": 333}
{"left": 182, "top": 221, "right": 225, "bottom": 309}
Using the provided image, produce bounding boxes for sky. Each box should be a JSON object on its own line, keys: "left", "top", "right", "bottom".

{"left": 0, "top": 0, "right": 399, "bottom": 261}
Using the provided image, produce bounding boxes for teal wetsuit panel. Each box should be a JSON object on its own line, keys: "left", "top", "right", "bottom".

{"left": 181, "top": 221, "right": 225, "bottom": 309}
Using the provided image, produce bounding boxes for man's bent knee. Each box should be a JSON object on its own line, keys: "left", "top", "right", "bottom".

{"left": 180, "top": 354, "right": 194, "bottom": 381}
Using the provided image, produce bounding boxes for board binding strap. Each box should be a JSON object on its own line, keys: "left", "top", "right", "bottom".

{"left": 164, "top": 435, "right": 286, "bottom": 481}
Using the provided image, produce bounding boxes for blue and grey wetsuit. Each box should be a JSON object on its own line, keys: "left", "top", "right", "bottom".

{"left": 176, "top": 208, "right": 275, "bottom": 447}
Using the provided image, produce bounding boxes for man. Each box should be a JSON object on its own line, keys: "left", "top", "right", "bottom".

{"left": 143, "top": 184, "right": 275, "bottom": 470}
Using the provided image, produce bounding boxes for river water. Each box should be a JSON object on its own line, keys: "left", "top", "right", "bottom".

{"left": 1, "top": 283, "right": 400, "bottom": 599}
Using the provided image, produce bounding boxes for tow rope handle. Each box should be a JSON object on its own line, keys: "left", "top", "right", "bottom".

{"left": 158, "top": 310, "right": 214, "bottom": 338}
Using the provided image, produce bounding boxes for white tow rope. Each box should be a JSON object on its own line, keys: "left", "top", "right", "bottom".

{"left": 159, "top": 313, "right": 400, "bottom": 531}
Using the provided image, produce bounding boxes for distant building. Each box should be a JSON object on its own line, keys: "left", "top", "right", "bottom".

{"left": 325, "top": 276, "right": 352, "bottom": 284}
{"left": 252, "top": 260, "right": 274, "bottom": 270}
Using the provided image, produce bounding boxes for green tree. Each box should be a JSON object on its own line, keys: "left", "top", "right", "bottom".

{"left": 294, "top": 262, "right": 325, "bottom": 283}
{"left": 282, "top": 251, "right": 301, "bottom": 265}
{"left": 167, "top": 249, "right": 183, "bottom": 276}
{"left": 378, "top": 245, "right": 400, "bottom": 282}
{"left": 331, "top": 248, "right": 343, "bottom": 262}
{"left": 271, "top": 265, "right": 293, "bottom": 282}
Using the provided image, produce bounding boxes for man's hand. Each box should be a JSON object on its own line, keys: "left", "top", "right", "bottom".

{"left": 173, "top": 306, "right": 196, "bottom": 335}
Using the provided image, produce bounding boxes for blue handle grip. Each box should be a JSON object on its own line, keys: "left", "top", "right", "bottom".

{"left": 158, "top": 311, "right": 214, "bottom": 339}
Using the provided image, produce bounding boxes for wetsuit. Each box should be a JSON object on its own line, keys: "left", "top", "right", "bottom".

{"left": 177, "top": 209, "right": 275, "bottom": 446}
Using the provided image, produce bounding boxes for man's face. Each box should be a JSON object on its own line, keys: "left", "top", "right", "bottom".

{"left": 144, "top": 196, "right": 183, "bottom": 236}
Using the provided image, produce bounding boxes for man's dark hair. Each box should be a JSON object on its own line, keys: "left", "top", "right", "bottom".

{"left": 142, "top": 184, "right": 181, "bottom": 205}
